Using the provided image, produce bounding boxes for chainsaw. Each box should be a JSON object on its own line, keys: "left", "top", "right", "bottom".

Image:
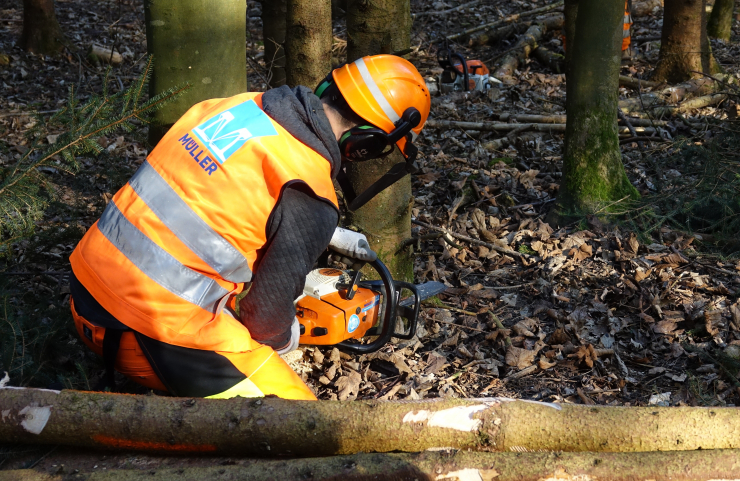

{"left": 437, "top": 45, "right": 495, "bottom": 93}
{"left": 296, "top": 259, "right": 446, "bottom": 353}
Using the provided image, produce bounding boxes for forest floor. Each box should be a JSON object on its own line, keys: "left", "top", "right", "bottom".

{"left": 3, "top": 0, "right": 740, "bottom": 472}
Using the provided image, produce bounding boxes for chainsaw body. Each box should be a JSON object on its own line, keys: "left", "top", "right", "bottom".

{"left": 296, "top": 259, "right": 445, "bottom": 353}
{"left": 438, "top": 47, "right": 494, "bottom": 93}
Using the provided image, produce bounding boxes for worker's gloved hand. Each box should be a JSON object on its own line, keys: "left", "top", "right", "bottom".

{"left": 328, "top": 227, "right": 377, "bottom": 262}
{"left": 276, "top": 317, "right": 300, "bottom": 355}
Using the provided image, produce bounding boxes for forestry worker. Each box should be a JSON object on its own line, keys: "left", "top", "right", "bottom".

{"left": 67, "top": 55, "right": 431, "bottom": 400}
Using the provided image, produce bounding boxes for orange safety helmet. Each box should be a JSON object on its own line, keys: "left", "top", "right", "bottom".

{"left": 316, "top": 55, "right": 430, "bottom": 211}
{"left": 320, "top": 55, "right": 431, "bottom": 159}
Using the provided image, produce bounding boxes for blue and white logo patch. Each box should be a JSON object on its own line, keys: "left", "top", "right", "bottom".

{"left": 192, "top": 100, "right": 277, "bottom": 164}
{"left": 347, "top": 314, "right": 361, "bottom": 334}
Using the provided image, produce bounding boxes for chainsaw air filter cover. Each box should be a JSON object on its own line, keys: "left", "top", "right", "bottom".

{"left": 296, "top": 268, "right": 381, "bottom": 346}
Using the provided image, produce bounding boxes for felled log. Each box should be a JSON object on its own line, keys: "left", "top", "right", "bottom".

{"left": 532, "top": 45, "right": 565, "bottom": 74}
{"left": 492, "top": 16, "right": 565, "bottom": 83}
{"left": 4, "top": 450, "right": 740, "bottom": 481}
{"left": 4, "top": 388, "right": 740, "bottom": 456}
{"left": 632, "top": 0, "right": 664, "bottom": 17}
{"left": 438, "top": 1, "right": 563, "bottom": 44}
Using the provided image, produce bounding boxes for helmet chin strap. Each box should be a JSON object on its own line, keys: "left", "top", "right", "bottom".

{"left": 335, "top": 142, "right": 419, "bottom": 212}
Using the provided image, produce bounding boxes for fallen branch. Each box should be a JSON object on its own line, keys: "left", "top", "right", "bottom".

{"left": 619, "top": 75, "right": 732, "bottom": 115}
{"left": 469, "top": 21, "right": 532, "bottom": 47}
{"left": 4, "top": 388, "right": 740, "bottom": 455}
{"left": 426, "top": 119, "right": 661, "bottom": 136}
{"left": 497, "top": 113, "right": 667, "bottom": 127}
{"left": 5, "top": 450, "right": 740, "bottom": 481}
{"left": 411, "top": 219, "right": 526, "bottom": 258}
{"left": 436, "top": 1, "right": 563, "bottom": 44}
{"left": 412, "top": 0, "right": 482, "bottom": 18}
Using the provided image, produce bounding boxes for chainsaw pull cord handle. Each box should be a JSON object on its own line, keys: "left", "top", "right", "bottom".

{"left": 450, "top": 52, "right": 469, "bottom": 91}
{"left": 336, "top": 258, "right": 397, "bottom": 355}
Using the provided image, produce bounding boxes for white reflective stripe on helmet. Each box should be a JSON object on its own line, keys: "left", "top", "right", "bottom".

{"left": 354, "top": 57, "right": 401, "bottom": 125}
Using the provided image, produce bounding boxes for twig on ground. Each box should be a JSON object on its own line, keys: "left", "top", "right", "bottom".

{"left": 412, "top": 219, "right": 527, "bottom": 258}
{"left": 435, "top": 1, "right": 563, "bottom": 43}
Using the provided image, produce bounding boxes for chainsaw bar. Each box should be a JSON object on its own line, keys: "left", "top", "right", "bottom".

{"left": 398, "top": 281, "right": 447, "bottom": 307}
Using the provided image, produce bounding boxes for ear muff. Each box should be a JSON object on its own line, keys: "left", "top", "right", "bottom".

{"left": 339, "top": 125, "right": 395, "bottom": 161}
{"left": 339, "top": 107, "right": 422, "bottom": 162}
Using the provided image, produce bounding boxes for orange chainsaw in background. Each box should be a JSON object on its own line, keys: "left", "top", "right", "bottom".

{"left": 296, "top": 259, "right": 446, "bottom": 353}
{"left": 437, "top": 44, "right": 495, "bottom": 94}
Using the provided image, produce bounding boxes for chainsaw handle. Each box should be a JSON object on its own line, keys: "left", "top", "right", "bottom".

{"left": 392, "top": 281, "right": 420, "bottom": 340}
{"left": 336, "top": 258, "right": 397, "bottom": 355}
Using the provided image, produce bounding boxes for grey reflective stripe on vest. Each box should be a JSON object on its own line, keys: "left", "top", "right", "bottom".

{"left": 128, "top": 161, "right": 252, "bottom": 283}
{"left": 354, "top": 58, "right": 401, "bottom": 124}
{"left": 98, "top": 201, "right": 230, "bottom": 312}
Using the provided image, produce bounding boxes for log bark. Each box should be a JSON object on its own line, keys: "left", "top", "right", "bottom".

{"left": 144, "top": 0, "right": 247, "bottom": 146}
{"left": 259, "top": 0, "right": 288, "bottom": 88}
{"left": 4, "top": 450, "right": 740, "bottom": 481}
{"left": 285, "top": 0, "right": 332, "bottom": 88}
{"left": 20, "top": 0, "right": 66, "bottom": 55}
{"left": 4, "top": 389, "right": 740, "bottom": 455}
{"left": 652, "top": 0, "right": 720, "bottom": 83}
{"left": 532, "top": 45, "right": 565, "bottom": 74}
{"left": 556, "top": 0, "right": 639, "bottom": 219}
{"left": 345, "top": 0, "right": 414, "bottom": 281}
{"left": 707, "top": 0, "right": 735, "bottom": 40}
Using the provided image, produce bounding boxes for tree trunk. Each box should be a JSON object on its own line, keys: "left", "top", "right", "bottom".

{"left": 652, "top": 0, "right": 720, "bottom": 83}
{"left": 345, "top": 0, "right": 413, "bottom": 281}
{"left": 554, "top": 0, "right": 639, "bottom": 221}
{"left": 5, "top": 450, "right": 740, "bottom": 480}
{"left": 707, "top": 0, "right": 735, "bottom": 40}
{"left": 260, "top": 0, "right": 288, "bottom": 88}
{"left": 20, "top": 0, "right": 65, "bottom": 56}
{"left": 144, "top": 0, "right": 247, "bottom": 146}
{"left": 285, "top": 0, "right": 332, "bottom": 88}
{"left": 4, "top": 389, "right": 740, "bottom": 455}
{"left": 564, "top": 0, "right": 578, "bottom": 73}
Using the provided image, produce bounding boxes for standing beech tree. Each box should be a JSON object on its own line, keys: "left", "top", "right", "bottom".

{"left": 652, "top": 0, "right": 720, "bottom": 82}
{"left": 345, "top": 0, "right": 413, "bottom": 280}
{"left": 707, "top": 0, "right": 735, "bottom": 41}
{"left": 554, "top": 0, "right": 638, "bottom": 220}
{"left": 285, "top": 0, "right": 332, "bottom": 88}
{"left": 144, "top": 0, "right": 247, "bottom": 145}
{"left": 21, "top": 0, "right": 65, "bottom": 55}
{"left": 260, "top": 0, "right": 288, "bottom": 88}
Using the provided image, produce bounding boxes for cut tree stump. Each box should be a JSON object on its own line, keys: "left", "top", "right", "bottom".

{"left": 3, "top": 388, "right": 740, "bottom": 456}
{"left": 3, "top": 449, "right": 740, "bottom": 481}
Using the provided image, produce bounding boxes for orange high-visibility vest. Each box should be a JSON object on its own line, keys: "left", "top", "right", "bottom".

{"left": 622, "top": 1, "right": 632, "bottom": 51}
{"left": 70, "top": 92, "right": 338, "bottom": 353}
